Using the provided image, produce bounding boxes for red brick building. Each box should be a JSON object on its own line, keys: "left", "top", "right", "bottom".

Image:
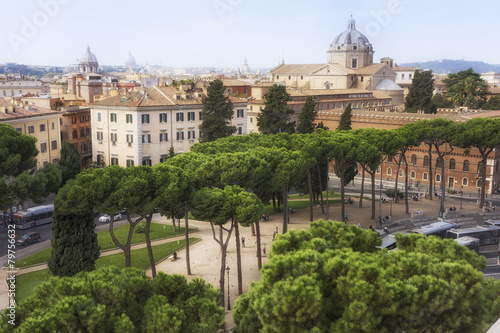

{"left": 59, "top": 106, "right": 92, "bottom": 167}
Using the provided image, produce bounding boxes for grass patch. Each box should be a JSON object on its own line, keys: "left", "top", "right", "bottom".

{"left": 15, "top": 223, "right": 187, "bottom": 268}
{"left": 15, "top": 237, "right": 198, "bottom": 304}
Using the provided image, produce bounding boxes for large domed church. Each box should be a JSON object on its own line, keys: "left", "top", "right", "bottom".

{"left": 270, "top": 17, "right": 403, "bottom": 105}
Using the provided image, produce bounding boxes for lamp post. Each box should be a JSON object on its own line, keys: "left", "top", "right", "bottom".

{"left": 460, "top": 185, "right": 463, "bottom": 210}
{"left": 378, "top": 161, "right": 383, "bottom": 228}
{"left": 226, "top": 266, "right": 230, "bottom": 310}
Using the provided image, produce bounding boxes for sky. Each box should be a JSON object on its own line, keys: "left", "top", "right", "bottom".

{"left": 1, "top": 0, "right": 499, "bottom": 69}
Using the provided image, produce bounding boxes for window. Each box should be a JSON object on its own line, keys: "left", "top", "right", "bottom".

{"left": 423, "top": 155, "right": 430, "bottom": 167}
{"left": 176, "top": 131, "right": 184, "bottom": 141}
{"left": 40, "top": 142, "right": 47, "bottom": 153}
{"left": 237, "top": 109, "right": 244, "bottom": 118}
{"left": 141, "top": 114, "right": 150, "bottom": 124}
{"left": 398, "top": 169, "right": 404, "bottom": 177}
{"left": 462, "top": 178, "right": 468, "bottom": 186}
{"left": 176, "top": 112, "right": 184, "bottom": 122}
{"left": 238, "top": 126, "right": 243, "bottom": 135}
{"left": 142, "top": 134, "right": 151, "bottom": 143}
{"left": 387, "top": 167, "right": 392, "bottom": 175}
{"left": 97, "top": 112, "right": 102, "bottom": 122}
{"left": 43, "top": 161, "right": 48, "bottom": 168}
{"left": 111, "top": 133, "right": 117, "bottom": 145}
{"left": 15, "top": 127, "right": 22, "bottom": 133}
{"left": 449, "top": 158, "right": 456, "bottom": 170}
{"left": 97, "top": 154, "right": 103, "bottom": 165}
{"left": 40, "top": 124, "right": 46, "bottom": 132}
{"left": 409, "top": 74, "right": 412, "bottom": 80}
{"left": 51, "top": 122, "right": 55, "bottom": 130}
{"left": 376, "top": 167, "right": 381, "bottom": 174}
{"left": 477, "top": 179, "right": 483, "bottom": 187}
{"left": 187, "top": 130, "right": 196, "bottom": 140}
{"left": 127, "top": 134, "right": 133, "bottom": 146}
{"left": 351, "top": 58, "right": 358, "bottom": 69}
{"left": 80, "top": 128, "right": 85, "bottom": 138}
{"left": 436, "top": 174, "right": 441, "bottom": 182}
{"left": 72, "top": 117, "right": 77, "bottom": 124}
{"left": 110, "top": 113, "right": 117, "bottom": 122}
{"left": 463, "top": 160, "right": 470, "bottom": 172}
{"left": 111, "top": 157, "right": 119, "bottom": 166}
{"left": 52, "top": 158, "right": 58, "bottom": 164}
{"left": 159, "top": 113, "right": 167, "bottom": 123}
{"left": 28, "top": 126, "right": 35, "bottom": 134}
{"left": 187, "top": 111, "right": 195, "bottom": 121}
{"left": 51, "top": 140, "right": 57, "bottom": 150}
{"left": 142, "top": 159, "right": 152, "bottom": 166}
{"left": 478, "top": 161, "right": 484, "bottom": 174}
{"left": 85, "top": 115, "right": 89, "bottom": 122}
{"left": 401, "top": 74, "right": 405, "bottom": 80}
{"left": 353, "top": 45, "right": 358, "bottom": 50}
{"left": 410, "top": 171, "right": 416, "bottom": 179}
{"left": 126, "top": 114, "right": 133, "bottom": 123}
{"left": 199, "top": 111, "right": 203, "bottom": 121}
{"left": 159, "top": 133, "right": 168, "bottom": 142}
{"left": 250, "top": 118, "right": 253, "bottom": 123}
{"left": 423, "top": 172, "right": 428, "bottom": 180}
{"left": 80, "top": 116, "right": 85, "bottom": 123}
{"left": 81, "top": 142, "right": 86, "bottom": 152}
{"left": 97, "top": 131, "right": 103, "bottom": 142}
{"left": 387, "top": 156, "right": 393, "bottom": 163}
{"left": 160, "top": 156, "right": 168, "bottom": 163}
{"left": 86, "top": 128, "right": 90, "bottom": 137}
{"left": 411, "top": 154, "right": 417, "bottom": 165}
{"left": 126, "top": 160, "right": 134, "bottom": 167}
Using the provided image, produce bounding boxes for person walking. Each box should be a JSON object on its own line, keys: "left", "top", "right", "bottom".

{"left": 241, "top": 236, "right": 245, "bottom": 248}
{"left": 263, "top": 243, "right": 267, "bottom": 255}
{"left": 344, "top": 212, "right": 348, "bottom": 222}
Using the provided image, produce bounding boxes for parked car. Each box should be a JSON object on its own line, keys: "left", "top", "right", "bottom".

{"left": 17, "top": 232, "right": 41, "bottom": 246}
{"left": 99, "top": 213, "right": 122, "bottom": 223}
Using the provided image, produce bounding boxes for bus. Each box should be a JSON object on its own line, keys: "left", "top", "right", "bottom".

{"left": 13, "top": 204, "right": 54, "bottom": 230}
{"left": 409, "top": 221, "right": 460, "bottom": 238}
{"left": 453, "top": 236, "right": 480, "bottom": 253}
{"left": 446, "top": 226, "right": 500, "bottom": 246}
{"left": 377, "top": 234, "right": 398, "bottom": 251}
{"left": 484, "top": 219, "right": 500, "bottom": 227}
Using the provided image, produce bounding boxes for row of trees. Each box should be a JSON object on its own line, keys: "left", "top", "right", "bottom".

{"left": 405, "top": 68, "right": 498, "bottom": 112}
{"left": 233, "top": 220, "right": 500, "bottom": 332}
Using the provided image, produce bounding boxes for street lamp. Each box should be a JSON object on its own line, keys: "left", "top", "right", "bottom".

{"left": 460, "top": 185, "right": 463, "bottom": 210}
{"left": 226, "top": 266, "right": 231, "bottom": 310}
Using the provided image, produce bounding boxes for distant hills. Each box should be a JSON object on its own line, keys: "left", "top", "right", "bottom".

{"left": 398, "top": 59, "right": 500, "bottom": 74}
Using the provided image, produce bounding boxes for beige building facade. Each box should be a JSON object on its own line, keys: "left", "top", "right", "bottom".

{"left": 90, "top": 85, "right": 247, "bottom": 167}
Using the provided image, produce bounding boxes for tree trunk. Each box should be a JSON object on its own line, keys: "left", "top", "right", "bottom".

{"left": 340, "top": 170, "right": 346, "bottom": 224}
{"left": 108, "top": 216, "right": 140, "bottom": 268}
{"left": 405, "top": 157, "right": 410, "bottom": 214}
{"left": 317, "top": 163, "right": 325, "bottom": 214}
{"left": 370, "top": 171, "right": 376, "bottom": 220}
{"left": 428, "top": 143, "right": 433, "bottom": 200}
{"left": 480, "top": 154, "right": 487, "bottom": 208}
{"left": 251, "top": 222, "right": 255, "bottom": 236}
{"left": 171, "top": 216, "right": 176, "bottom": 232}
{"left": 308, "top": 170, "right": 313, "bottom": 222}
{"left": 234, "top": 220, "right": 243, "bottom": 295}
{"left": 359, "top": 168, "right": 365, "bottom": 208}
{"left": 394, "top": 156, "right": 401, "bottom": 204}
{"left": 185, "top": 203, "right": 191, "bottom": 275}
{"left": 272, "top": 195, "right": 277, "bottom": 212}
{"left": 282, "top": 184, "right": 288, "bottom": 233}
{"left": 256, "top": 220, "right": 262, "bottom": 269}
{"left": 145, "top": 214, "right": 156, "bottom": 278}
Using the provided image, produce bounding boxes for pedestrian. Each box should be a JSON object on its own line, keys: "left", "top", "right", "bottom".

{"left": 344, "top": 212, "right": 348, "bottom": 221}
{"left": 383, "top": 226, "right": 389, "bottom": 234}
{"left": 275, "top": 226, "right": 278, "bottom": 235}
{"left": 272, "top": 231, "right": 276, "bottom": 241}
{"left": 263, "top": 243, "right": 266, "bottom": 255}
{"left": 241, "top": 236, "right": 245, "bottom": 248}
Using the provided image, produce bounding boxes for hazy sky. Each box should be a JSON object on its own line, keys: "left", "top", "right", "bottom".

{"left": 1, "top": 0, "right": 499, "bottom": 68}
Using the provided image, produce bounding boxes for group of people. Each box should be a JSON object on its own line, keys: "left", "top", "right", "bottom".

{"left": 449, "top": 206, "right": 457, "bottom": 212}
{"left": 345, "top": 197, "right": 354, "bottom": 204}
{"left": 411, "top": 195, "right": 419, "bottom": 201}
{"left": 261, "top": 214, "right": 270, "bottom": 221}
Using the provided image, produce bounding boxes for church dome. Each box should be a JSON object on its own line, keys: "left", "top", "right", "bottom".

{"left": 124, "top": 51, "right": 137, "bottom": 68}
{"left": 79, "top": 46, "right": 98, "bottom": 65}
{"left": 331, "top": 17, "right": 371, "bottom": 47}
{"left": 375, "top": 79, "right": 403, "bottom": 91}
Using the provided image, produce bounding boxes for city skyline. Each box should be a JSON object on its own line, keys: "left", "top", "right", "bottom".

{"left": 1, "top": 0, "right": 499, "bottom": 69}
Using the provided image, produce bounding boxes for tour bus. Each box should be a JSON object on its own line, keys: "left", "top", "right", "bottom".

{"left": 13, "top": 204, "right": 54, "bottom": 230}
{"left": 409, "top": 221, "right": 460, "bottom": 238}
{"left": 377, "top": 234, "right": 398, "bottom": 251}
{"left": 484, "top": 219, "right": 500, "bottom": 227}
{"left": 446, "top": 226, "right": 500, "bottom": 246}
{"left": 453, "top": 236, "right": 481, "bottom": 253}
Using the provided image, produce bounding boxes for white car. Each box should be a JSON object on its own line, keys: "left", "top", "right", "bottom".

{"left": 99, "top": 213, "right": 122, "bottom": 223}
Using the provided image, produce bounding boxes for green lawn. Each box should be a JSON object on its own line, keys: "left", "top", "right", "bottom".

{"left": 15, "top": 223, "right": 187, "bottom": 268}
{"left": 15, "top": 237, "right": 199, "bottom": 304}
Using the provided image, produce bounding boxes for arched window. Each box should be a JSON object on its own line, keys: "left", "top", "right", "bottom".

{"left": 398, "top": 169, "right": 404, "bottom": 177}
{"left": 423, "top": 156, "right": 430, "bottom": 167}
{"left": 449, "top": 158, "right": 456, "bottom": 170}
{"left": 376, "top": 166, "right": 381, "bottom": 174}
{"left": 423, "top": 173, "right": 428, "bottom": 180}
{"left": 410, "top": 171, "right": 416, "bottom": 179}
{"left": 387, "top": 167, "right": 392, "bottom": 175}
{"left": 478, "top": 161, "right": 484, "bottom": 174}
{"left": 436, "top": 157, "right": 444, "bottom": 168}
{"left": 462, "top": 178, "right": 468, "bottom": 186}
{"left": 436, "top": 174, "right": 441, "bottom": 182}
{"left": 477, "top": 179, "right": 483, "bottom": 187}
{"left": 463, "top": 160, "right": 470, "bottom": 172}
{"left": 411, "top": 154, "right": 417, "bottom": 165}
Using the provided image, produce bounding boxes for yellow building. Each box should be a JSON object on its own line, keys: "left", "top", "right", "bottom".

{"left": 0, "top": 98, "right": 61, "bottom": 169}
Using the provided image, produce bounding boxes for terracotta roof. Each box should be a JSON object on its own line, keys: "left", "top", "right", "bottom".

{"left": 393, "top": 66, "right": 416, "bottom": 71}
{"left": 222, "top": 79, "right": 251, "bottom": 86}
{"left": 271, "top": 64, "right": 327, "bottom": 75}
{"left": 0, "top": 98, "right": 58, "bottom": 120}
{"left": 354, "top": 63, "right": 389, "bottom": 75}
